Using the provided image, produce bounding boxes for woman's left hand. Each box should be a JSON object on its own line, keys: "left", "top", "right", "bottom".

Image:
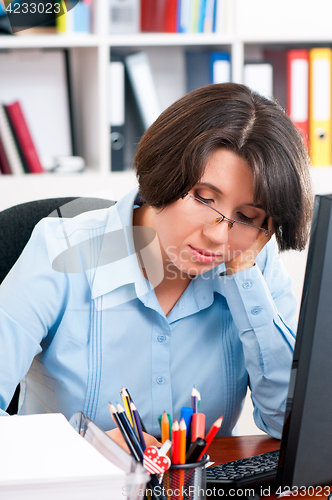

{"left": 225, "top": 216, "right": 274, "bottom": 275}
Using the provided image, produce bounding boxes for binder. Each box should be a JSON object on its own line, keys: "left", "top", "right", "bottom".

{"left": 109, "top": 0, "right": 140, "bottom": 34}
{"left": 287, "top": 49, "right": 309, "bottom": 151}
{"left": 5, "top": 101, "right": 44, "bottom": 173}
{"left": 309, "top": 47, "right": 332, "bottom": 166}
{"left": 210, "top": 51, "right": 231, "bottom": 83}
{"left": 109, "top": 55, "right": 125, "bottom": 171}
{"left": 186, "top": 50, "right": 230, "bottom": 92}
{"left": 263, "top": 49, "right": 288, "bottom": 109}
{"left": 243, "top": 62, "right": 273, "bottom": 100}
{"left": 125, "top": 52, "right": 162, "bottom": 131}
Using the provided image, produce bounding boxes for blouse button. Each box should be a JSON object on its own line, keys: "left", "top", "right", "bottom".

{"left": 251, "top": 306, "right": 262, "bottom": 315}
{"left": 242, "top": 281, "right": 253, "bottom": 289}
{"left": 157, "top": 335, "right": 166, "bottom": 343}
{"left": 156, "top": 376, "right": 165, "bottom": 385}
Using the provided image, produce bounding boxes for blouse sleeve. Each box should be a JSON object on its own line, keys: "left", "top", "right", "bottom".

{"left": 219, "top": 237, "right": 297, "bottom": 439}
{"left": 0, "top": 219, "right": 68, "bottom": 412}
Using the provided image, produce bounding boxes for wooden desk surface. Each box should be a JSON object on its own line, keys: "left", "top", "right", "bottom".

{"left": 207, "top": 436, "right": 330, "bottom": 500}
{"left": 208, "top": 435, "right": 280, "bottom": 465}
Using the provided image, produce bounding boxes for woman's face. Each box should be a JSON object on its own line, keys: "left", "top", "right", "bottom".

{"left": 152, "top": 148, "right": 268, "bottom": 277}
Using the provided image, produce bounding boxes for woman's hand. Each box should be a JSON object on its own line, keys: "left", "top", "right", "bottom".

{"left": 106, "top": 427, "right": 162, "bottom": 453}
{"left": 225, "top": 216, "right": 274, "bottom": 275}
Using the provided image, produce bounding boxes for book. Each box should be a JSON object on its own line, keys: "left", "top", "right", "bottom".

{"left": 5, "top": 101, "right": 44, "bottom": 173}
{"left": 0, "top": 135, "right": 12, "bottom": 174}
{"left": 56, "top": 0, "right": 91, "bottom": 34}
{"left": 0, "top": 413, "right": 148, "bottom": 500}
{"left": 124, "top": 52, "right": 162, "bottom": 131}
{"left": 0, "top": 104, "right": 25, "bottom": 175}
{"left": 0, "top": 49, "right": 73, "bottom": 170}
{"left": 140, "top": 0, "right": 178, "bottom": 32}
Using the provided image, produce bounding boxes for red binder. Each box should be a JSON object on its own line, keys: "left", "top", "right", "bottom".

{"left": 287, "top": 49, "right": 309, "bottom": 150}
{"left": 141, "top": 0, "right": 178, "bottom": 32}
{"left": 4, "top": 101, "right": 44, "bottom": 173}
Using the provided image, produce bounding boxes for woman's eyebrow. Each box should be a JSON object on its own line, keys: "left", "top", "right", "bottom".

{"left": 196, "top": 182, "right": 223, "bottom": 194}
{"left": 196, "top": 183, "right": 264, "bottom": 209}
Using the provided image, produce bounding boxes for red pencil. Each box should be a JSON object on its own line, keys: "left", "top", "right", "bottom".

{"left": 171, "top": 420, "right": 180, "bottom": 464}
{"left": 198, "top": 416, "right": 223, "bottom": 461}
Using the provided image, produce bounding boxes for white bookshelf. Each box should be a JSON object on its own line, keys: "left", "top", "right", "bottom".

{"left": 1, "top": 0, "right": 332, "bottom": 210}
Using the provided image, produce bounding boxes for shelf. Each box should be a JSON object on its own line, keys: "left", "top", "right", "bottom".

{"left": 109, "top": 32, "right": 233, "bottom": 48}
{"left": 0, "top": 34, "right": 102, "bottom": 49}
{"left": 0, "top": 170, "right": 138, "bottom": 211}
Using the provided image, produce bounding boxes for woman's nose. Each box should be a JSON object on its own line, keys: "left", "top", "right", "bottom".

{"left": 202, "top": 219, "right": 230, "bottom": 244}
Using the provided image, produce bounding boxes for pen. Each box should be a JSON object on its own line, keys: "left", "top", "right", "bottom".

{"left": 186, "top": 437, "right": 207, "bottom": 463}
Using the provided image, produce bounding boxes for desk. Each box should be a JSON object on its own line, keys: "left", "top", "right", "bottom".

{"left": 207, "top": 436, "right": 330, "bottom": 500}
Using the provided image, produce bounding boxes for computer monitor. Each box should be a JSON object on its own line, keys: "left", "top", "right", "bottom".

{"left": 277, "top": 193, "right": 332, "bottom": 489}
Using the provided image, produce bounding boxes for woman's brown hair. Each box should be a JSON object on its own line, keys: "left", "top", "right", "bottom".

{"left": 134, "top": 83, "right": 313, "bottom": 251}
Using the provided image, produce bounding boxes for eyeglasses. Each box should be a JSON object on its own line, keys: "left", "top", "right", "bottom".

{"left": 183, "top": 194, "right": 270, "bottom": 244}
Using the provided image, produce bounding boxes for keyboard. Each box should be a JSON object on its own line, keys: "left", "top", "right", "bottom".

{"left": 206, "top": 449, "right": 280, "bottom": 490}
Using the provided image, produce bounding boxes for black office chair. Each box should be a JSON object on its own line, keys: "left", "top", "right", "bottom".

{"left": 0, "top": 196, "right": 115, "bottom": 414}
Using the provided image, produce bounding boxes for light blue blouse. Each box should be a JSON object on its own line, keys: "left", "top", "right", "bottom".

{"left": 0, "top": 188, "right": 297, "bottom": 438}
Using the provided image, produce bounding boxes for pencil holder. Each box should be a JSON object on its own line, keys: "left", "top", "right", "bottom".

{"left": 162, "top": 455, "right": 209, "bottom": 500}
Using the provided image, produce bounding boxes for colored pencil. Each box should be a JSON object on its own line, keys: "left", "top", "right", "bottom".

{"left": 171, "top": 420, "right": 180, "bottom": 465}
{"left": 108, "top": 403, "right": 141, "bottom": 462}
{"left": 120, "top": 387, "right": 135, "bottom": 428}
{"left": 125, "top": 387, "right": 147, "bottom": 433}
{"left": 197, "top": 416, "right": 223, "bottom": 461}
{"left": 116, "top": 403, "right": 144, "bottom": 460}
{"left": 131, "top": 401, "right": 146, "bottom": 450}
{"left": 179, "top": 418, "right": 186, "bottom": 464}
{"left": 161, "top": 411, "right": 170, "bottom": 444}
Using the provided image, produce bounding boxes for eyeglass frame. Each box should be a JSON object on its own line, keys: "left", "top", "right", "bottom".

{"left": 184, "top": 194, "right": 271, "bottom": 237}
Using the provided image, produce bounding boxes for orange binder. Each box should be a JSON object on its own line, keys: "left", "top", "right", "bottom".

{"left": 287, "top": 49, "right": 309, "bottom": 151}
{"left": 309, "top": 48, "right": 332, "bottom": 166}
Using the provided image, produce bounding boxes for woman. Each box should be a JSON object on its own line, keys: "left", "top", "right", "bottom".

{"left": 0, "top": 83, "right": 312, "bottom": 445}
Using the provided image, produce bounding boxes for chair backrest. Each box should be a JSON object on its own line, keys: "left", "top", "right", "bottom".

{"left": 0, "top": 196, "right": 115, "bottom": 414}
{"left": 0, "top": 197, "right": 115, "bottom": 285}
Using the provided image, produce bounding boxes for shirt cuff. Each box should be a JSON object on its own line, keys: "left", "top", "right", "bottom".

{"left": 219, "top": 264, "right": 278, "bottom": 331}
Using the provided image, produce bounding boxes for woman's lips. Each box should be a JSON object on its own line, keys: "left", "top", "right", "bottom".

{"left": 188, "top": 245, "right": 220, "bottom": 263}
